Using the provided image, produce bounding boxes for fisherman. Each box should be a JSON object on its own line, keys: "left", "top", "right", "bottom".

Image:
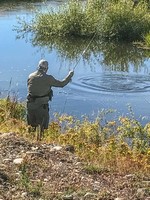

{"left": 27, "top": 59, "right": 74, "bottom": 135}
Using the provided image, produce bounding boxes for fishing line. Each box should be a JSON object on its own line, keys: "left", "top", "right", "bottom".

{"left": 73, "top": 33, "right": 97, "bottom": 71}
{"left": 62, "top": 33, "right": 97, "bottom": 113}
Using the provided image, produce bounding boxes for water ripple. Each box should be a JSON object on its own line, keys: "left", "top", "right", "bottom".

{"left": 71, "top": 74, "right": 150, "bottom": 93}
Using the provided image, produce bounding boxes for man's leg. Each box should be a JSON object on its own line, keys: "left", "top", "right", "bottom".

{"left": 36, "top": 104, "right": 49, "bottom": 139}
{"left": 27, "top": 103, "right": 37, "bottom": 132}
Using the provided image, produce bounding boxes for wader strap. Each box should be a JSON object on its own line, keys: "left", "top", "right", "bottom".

{"left": 27, "top": 89, "right": 53, "bottom": 101}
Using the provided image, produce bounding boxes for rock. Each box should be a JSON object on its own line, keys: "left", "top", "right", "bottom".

{"left": 137, "top": 188, "right": 147, "bottom": 198}
{"left": 21, "top": 192, "right": 27, "bottom": 198}
{"left": 25, "top": 151, "right": 43, "bottom": 155}
{"left": 115, "top": 198, "right": 126, "bottom": 200}
{"left": 13, "top": 158, "right": 23, "bottom": 165}
{"left": 31, "top": 146, "right": 39, "bottom": 150}
{"left": 93, "top": 181, "right": 101, "bottom": 191}
{"left": 0, "top": 132, "right": 13, "bottom": 138}
{"left": 50, "top": 146, "right": 62, "bottom": 151}
{"left": 124, "top": 174, "right": 135, "bottom": 179}
{"left": 62, "top": 195, "right": 73, "bottom": 200}
{"left": 84, "top": 192, "right": 97, "bottom": 200}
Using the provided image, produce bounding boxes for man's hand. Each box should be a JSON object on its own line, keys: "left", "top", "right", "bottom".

{"left": 69, "top": 70, "right": 74, "bottom": 78}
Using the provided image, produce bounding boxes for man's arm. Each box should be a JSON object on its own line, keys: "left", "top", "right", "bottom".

{"left": 48, "top": 71, "right": 74, "bottom": 87}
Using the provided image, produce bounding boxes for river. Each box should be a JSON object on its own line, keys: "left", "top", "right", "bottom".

{"left": 0, "top": 0, "right": 150, "bottom": 124}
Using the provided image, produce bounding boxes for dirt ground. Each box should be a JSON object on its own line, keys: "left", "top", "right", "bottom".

{"left": 0, "top": 132, "right": 150, "bottom": 200}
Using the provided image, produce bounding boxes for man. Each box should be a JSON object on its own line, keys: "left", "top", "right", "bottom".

{"left": 27, "top": 59, "right": 74, "bottom": 135}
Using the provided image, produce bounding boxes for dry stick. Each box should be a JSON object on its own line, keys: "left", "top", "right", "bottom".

{"left": 62, "top": 33, "right": 97, "bottom": 113}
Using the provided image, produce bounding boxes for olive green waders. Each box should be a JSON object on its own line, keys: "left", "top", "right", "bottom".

{"left": 27, "top": 102, "right": 49, "bottom": 137}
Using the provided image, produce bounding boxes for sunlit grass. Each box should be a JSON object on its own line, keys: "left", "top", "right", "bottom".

{"left": 0, "top": 98, "right": 150, "bottom": 175}
{"left": 0, "top": 98, "right": 27, "bottom": 133}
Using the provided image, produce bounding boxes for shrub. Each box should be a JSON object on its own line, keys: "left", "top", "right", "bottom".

{"left": 144, "top": 32, "right": 150, "bottom": 47}
{"left": 99, "top": 0, "right": 150, "bottom": 41}
{"left": 16, "top": 0, "right": 150, "bottom": 42}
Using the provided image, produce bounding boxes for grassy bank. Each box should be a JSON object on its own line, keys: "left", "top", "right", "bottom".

{"left": 0, "top": 98, "right": 150, "bottom": 199}
{"left": 0, "top": 98, "right": 150, "bottom": 175}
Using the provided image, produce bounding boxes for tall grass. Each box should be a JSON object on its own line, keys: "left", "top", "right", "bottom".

{"left": 0, "top": 98, "right": 27, "bottom": 133}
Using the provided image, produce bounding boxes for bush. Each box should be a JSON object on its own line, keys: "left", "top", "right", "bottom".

{"left": 144, "top": 32, "right": 150, "bottom": 47}
{"left": 99, "top": 0, "right": 150, "bottom": 41}
{"left": 17, "top": 0, "right": 150, "bottom": 43}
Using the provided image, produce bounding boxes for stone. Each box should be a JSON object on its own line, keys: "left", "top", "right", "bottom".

{"left": 124, "top": 174, "right": 135, "bottom": 179}
{"left": 84, "top": 192, "right": 97, "bottom": 200}
{"left": 13, "top": 158, "right": 23, "bottom": 165}
{"left": 137, "top": 188, "right": 147, "bottom": 198}
{"left": 21, "top": 192, "right": 27, "bottom": 198}
{"left": 62, "top": 195, "right": 73, "bottom": 200}
{"left": 50, "top": 146, "right": 62, "bottom": 151}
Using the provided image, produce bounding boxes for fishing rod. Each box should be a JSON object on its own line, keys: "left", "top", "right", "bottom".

{"left": 62, "top": 33, "right": 97, "bottom": 113}
{"left": 73, "top": 32, "right": 96, "bottom": 71}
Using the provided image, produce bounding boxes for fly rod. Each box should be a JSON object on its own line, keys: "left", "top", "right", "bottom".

{"left": 73, "top": 32, "right": 96, "bottom": 71}
{"left": 62, "top": 33, "right": 96, "bottom": 113}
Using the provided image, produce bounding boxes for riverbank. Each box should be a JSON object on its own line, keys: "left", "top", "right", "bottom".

{"left": 0, "top": 99, "right": 150, "bottom": 199}
{"left": 0, "top": 132, "right": 150, "bottom": 200}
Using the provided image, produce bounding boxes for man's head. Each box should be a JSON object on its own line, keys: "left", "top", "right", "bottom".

{"left": 38, "top": 59, "right": 48, "bottom": 73}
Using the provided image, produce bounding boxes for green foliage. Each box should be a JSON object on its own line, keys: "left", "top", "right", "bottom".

{"left": 16, "top": 0, "right": 150, "bottom": 43}
{"left": 144, "top": 32, "right": 150, "bottom": 47}
{"left": 99, "top": 0, "right": 150, "bottom": 41}
{"left": 19, "top": 162, "right": 42, "bottom": 197}
{"left": 19, "top": 163, "right": 31, "bottom": 190}
{"left": 33, "top": 0, "right": 98, "bottom": 39}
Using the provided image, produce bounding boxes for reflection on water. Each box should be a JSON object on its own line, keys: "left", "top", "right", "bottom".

{"left": 1, "top": 0, "right": 150, "bottom": 124}
{"left": 30, "top": 36, "right": 149, "bottom": 73}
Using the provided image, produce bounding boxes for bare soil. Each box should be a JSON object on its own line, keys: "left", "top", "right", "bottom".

{"left": 0, "top": 132, "right": 150, "bottom": 200}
